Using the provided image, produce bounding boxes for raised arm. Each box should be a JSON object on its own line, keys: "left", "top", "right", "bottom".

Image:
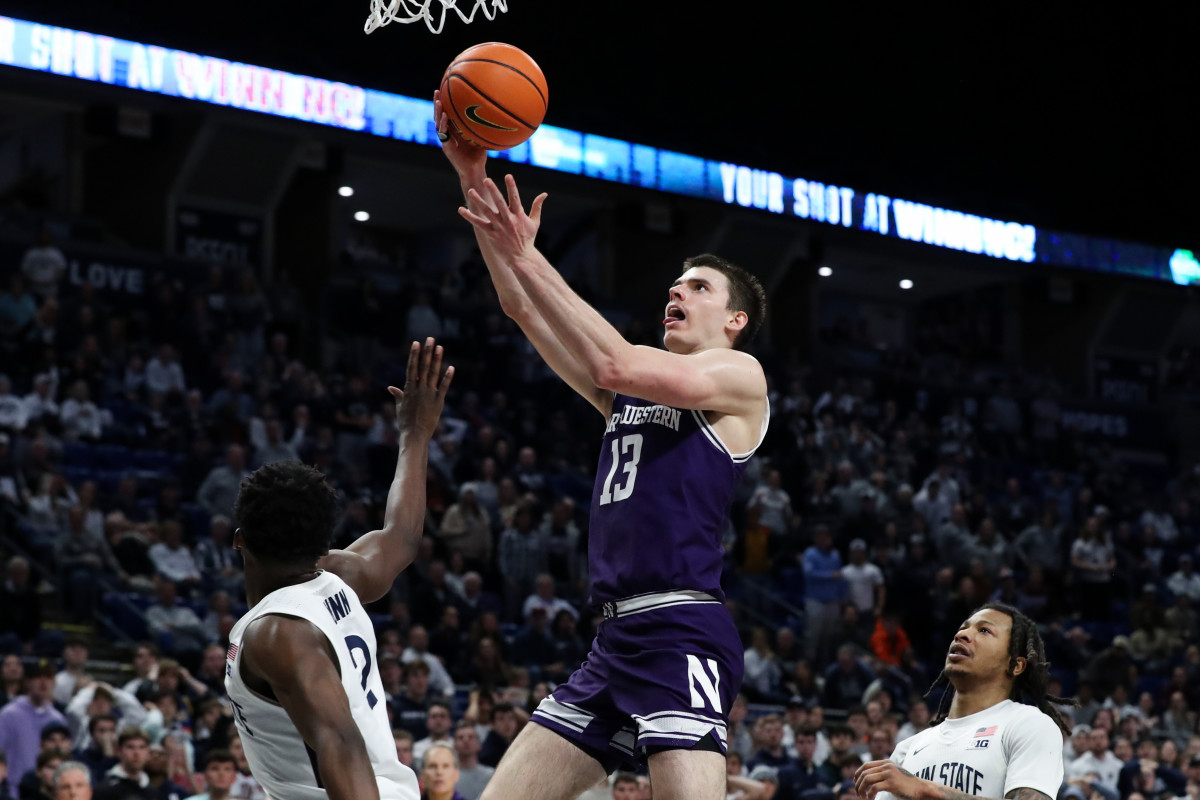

{"left": 241, "top": 615, "right": 380, "bottom": 800}
{"left": 460, "top": 177, "right": 765, "bottom": 415}
{"left": 435, "top": 93, "right": 612, "bottom": 416}
{"left": 318, "top": 339, "right": 453, "bottom": 602}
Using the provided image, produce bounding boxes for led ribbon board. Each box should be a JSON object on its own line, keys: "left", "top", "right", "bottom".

{"left": 0, "top": 15, "right": 1190, "bottom": 283}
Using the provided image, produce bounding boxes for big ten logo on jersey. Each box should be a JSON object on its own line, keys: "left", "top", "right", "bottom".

{"left": 966, "top": 725, "right": 997, "bottom": 749}
{"left": 686, "top": 655, "right": 722, "bottom": 714}
{"left": 324, "top": 589, "right": 352, "bottom": 623}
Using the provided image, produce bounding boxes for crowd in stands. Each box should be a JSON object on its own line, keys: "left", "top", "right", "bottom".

{"left": 0, "top": 228, "right": 1199, "bottom": 800}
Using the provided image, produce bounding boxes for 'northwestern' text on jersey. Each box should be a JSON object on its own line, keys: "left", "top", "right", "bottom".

{"left": 588, "top": 393, "right": 768, "bottom": 603}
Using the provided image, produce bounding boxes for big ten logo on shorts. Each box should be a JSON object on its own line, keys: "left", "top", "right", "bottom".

{"left": 686, "top": 655, "right": 722, "bottom": 713}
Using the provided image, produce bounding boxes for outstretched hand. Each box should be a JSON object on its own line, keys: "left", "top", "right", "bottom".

{"left": 458, "top": 174, "right": 548, "bottom": 261}
{"left": 389, "top": 338, "right": 454, "bottom": 441}
{"left": 434, "top": 90, "right": 487, "bottom": 182}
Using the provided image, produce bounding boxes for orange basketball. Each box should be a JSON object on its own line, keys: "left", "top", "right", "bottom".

{"left": 440, "top": 42, "right": 548, "bottom": 150}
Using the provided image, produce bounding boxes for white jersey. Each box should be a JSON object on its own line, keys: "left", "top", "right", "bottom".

{"left": 226, "top": 571, "right": 419, "bottom": 800}
{"left": 881, "top": 699, "right": 1064, "bottom": 800}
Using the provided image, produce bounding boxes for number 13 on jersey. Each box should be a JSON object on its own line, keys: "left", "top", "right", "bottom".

{"left": 600, "top": 433, "right": 642, "bottom": 506}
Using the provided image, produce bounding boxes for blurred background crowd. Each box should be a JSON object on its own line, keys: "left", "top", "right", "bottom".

{"left": 0, "top": 222, "right": 1198, "bottom": 800}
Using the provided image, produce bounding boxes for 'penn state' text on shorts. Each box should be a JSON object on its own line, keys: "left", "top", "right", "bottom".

{"left": 531, "top": 590, "right": 743, "bottom": 769}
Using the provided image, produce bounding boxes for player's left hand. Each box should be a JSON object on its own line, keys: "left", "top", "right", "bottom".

{"left": 854, "top": 760, "right": 930, "bottom": 800}
{"left": 458, "top": 173, "right": 547, "bottom": 259}
{"left": 390, "top": 337, "right": 454, "bottom": 442}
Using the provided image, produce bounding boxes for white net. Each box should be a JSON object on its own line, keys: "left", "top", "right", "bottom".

{"left": 364, "top": 0, "right": 509, "bottom": 34}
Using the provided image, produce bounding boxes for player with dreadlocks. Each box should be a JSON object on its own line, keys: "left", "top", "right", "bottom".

{"left": 855, "top": 602, "right": 1075, "bottom": 800}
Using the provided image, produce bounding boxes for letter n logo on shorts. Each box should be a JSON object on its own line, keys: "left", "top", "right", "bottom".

{"left": 686, "top": 655, "right": 722, "bottom": 714}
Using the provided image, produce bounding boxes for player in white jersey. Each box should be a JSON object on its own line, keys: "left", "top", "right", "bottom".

{"left": 855, "top": 603, "right": 1074, "bottom": 800}
{"left": 225, "top": 339, "right": 453, "bottom": 800}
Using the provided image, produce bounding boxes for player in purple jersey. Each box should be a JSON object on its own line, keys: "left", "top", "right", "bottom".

{"left": 436, "top": 95, "right": 769, "bottom": 800}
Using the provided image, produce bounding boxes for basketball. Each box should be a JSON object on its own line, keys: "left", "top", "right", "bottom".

{"left": 440, "top": 42, "right": 548, "bottom": 150}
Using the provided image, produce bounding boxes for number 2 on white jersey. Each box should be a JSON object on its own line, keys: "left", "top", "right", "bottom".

{"left": 600, "top": 433, "right": 642, "bottom": 505}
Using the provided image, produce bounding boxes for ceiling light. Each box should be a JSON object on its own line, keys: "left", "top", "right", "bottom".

{"left": 899, "top": 279, "right": 914, "bottom": 290}
{"left": 338, "top": 186, "right": 355, "bottom": 197}
{"left": 818, "top": 266, "right": 833, "bottom": 277}
{"left": 354, "top": 210, "right": 370, "bottom": 222}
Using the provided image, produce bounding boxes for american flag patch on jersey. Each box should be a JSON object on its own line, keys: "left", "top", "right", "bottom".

{"left": 973, "top": 725, "right": 997, "bottom": 737}
{"left": 226, "top": 643, "right": 239, "bottom": 661}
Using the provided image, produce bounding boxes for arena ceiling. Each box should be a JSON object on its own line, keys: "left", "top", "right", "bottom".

{"left": 1, "top": 3, "right": 1196, "bottom": 251}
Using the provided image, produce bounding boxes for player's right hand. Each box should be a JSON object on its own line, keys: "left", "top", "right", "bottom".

{"left": 434, "top": 90, "right": 487, "bottom": 182}
{"left": 389, "top": 337, "right": 454, "bottom": 442}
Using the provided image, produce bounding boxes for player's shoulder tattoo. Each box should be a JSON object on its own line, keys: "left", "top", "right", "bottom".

{"left": 1005, "top": 788, "right": 1052, "bottom": 800}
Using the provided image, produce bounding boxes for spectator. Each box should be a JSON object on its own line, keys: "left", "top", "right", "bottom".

{"left": 192, "top": 518, "right": 241, "bottom": 597}
{"left": 1071, "top": 516, "right": 1116, "bottom": 621}
{"left": 418, "top": 743, "right": 462, "bottom": 800}
{"left": 21, "top": 229, "right": 67, "bottom": 301}
{"left": 1066, "top": 727, "right": 1123, "bottom": 791}
{"left": 822, "top": 646, "right": 875, "bottom": 711}
{"left": 59, "top": 382, "right": 102, "bottom": 442}
{"left": 392, "top": 729, "right": 415, "bottom": 771}
{"left": 393, "top": 661, "right": 433, "bottom": 739}
{"left": 0, "top": 379, "right": 28, "bottom": 435}
{"left": 451, "top": 722, "right": 493, "bottom": 800}
{"left": 1168, "top": 556, "right": 1200, "bottom": 602}
{"left": 51, "top": 761, "right": 91, "bottom": 800}
{"left": 182, "top": 749, "right": 237, "bottom": 800}
{"left": 120, "top": 645, "right": 158, "bottom": 699}
{"left": 511, "top": 608, "right": 557, "bottom": 676}
{"left": 439, "top": 484, "right": 492, "bottom": 569}
{"left": 966, "top": 518, "right": 1014, "bottom": 581}
{"left": 842, "top": 539, "right": 885, "bottom": 623}
{"left": 912, "top": 480, "right": 951, "bottom": 532}
{"left": 869, "top": 613, "right": 912, "bottom": 667}
{"left": 498, "top": 503, "right": 546, "bottom": 619}
{"left": 250, "top": 420, "right": 298, "bottom": 469}
{"left": 742, "top": 629, "right": 783, "bottom": 703}
{"left": 57, "top": 508, "right": 125, "bottom": 621}
{"left": 52, "top": 641, "right": 90, "bottom": 708}
{"left": 72, "top": 714, "right": 118, "bottom": 786}
{"left": 21, "top": 749, "right": 63, "bottom": 800}
{"left": 93, "top": 727, "right": 150, "bottom": 800}
{"left": 400, "top": 626, "right": 454, "bottom": 699}
{"left": 412, "top": 703, "right": 454, "bottom": 770}
{"left": 195, "top": 446, "right": 249, "bottom": 522}
{"left": 774, "top": 724, "right": 837, "bottom": 799}
{"left": 802, "top": 525, "right": 845, "bottom": 665}
{"left": 746, "top": 715, "right": 792, "bottom": 770}
{"left": 147, "top": 522, "right": 202, "bottom": 593}
{"left": 1, "top": 557, "right": 42, "bottom": 647}
{"left": 539, "top": 498, "right": 582, "bottom": 596}
{"left": 412, "top": 561, "right": 459, "bottom": 630}
{"left": 142, "top": 742, "right": 190, "bottom": 800}
{"left": 897, "top": 698, "right": 931, "bottom": 741}
{"left": 477, "top": 703, "right": 518, "bottom": 768}
{"left": 521, "top": 575, "right": 579, "bottom": 623}
{"left": 0, "top": 276, "right": 38, "bottom": 335}
{"left": 144, "top": 346, "right": 185, "bottom": 397}
{"left": 144, "top": 577, "right": 206, "bottom": 664}
{"left": 225, "top": 735, "right": 263, "bottom": 800}
{"left": 748, "top": 469, "right": 795, "bottom": 536}
{"left": 1015, "top": 507, "right": 1064, "bottom": 575}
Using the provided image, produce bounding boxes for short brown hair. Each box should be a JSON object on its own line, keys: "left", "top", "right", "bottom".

{"left": 117, "top": 727, "right": 150, "bottom": 747}
{"left": 682, "top": 253, "right": 767, "bottom": 350}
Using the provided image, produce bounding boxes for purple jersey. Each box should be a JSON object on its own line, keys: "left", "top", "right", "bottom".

{"left": 588, "top": 393, "right": 766, "bottom": 603}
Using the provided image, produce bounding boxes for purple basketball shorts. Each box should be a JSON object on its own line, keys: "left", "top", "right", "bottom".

{"left": 530, "top": 590, "right": 743, "bottom": 768}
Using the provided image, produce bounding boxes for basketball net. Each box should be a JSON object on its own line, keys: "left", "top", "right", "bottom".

{"left": 364, "top": 0, "right": 508, "bottom": 34}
